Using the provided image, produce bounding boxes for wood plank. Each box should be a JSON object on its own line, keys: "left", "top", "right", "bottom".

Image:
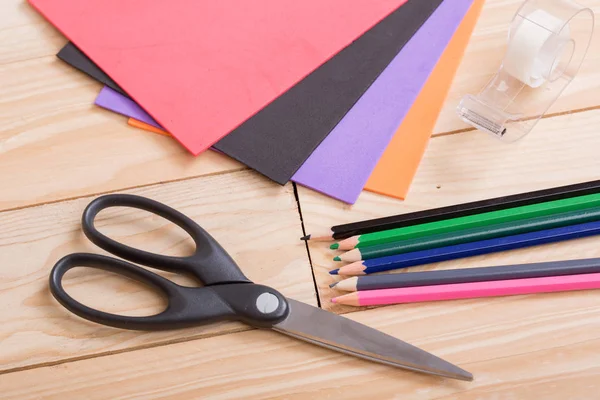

{"left": 298, "top": 108, "right": 600, "bottom": 313}
{"left": 0, "top": 55, "right": 244, "bottom": 211}
{"left": 3, "top": 290, "right": 600, "bottom": 399}
{"left": 0, "top": 0, "right": 66, "bottom": 65}
{"left": 433, "top": 0, "right": 600, "bottom": 135}
{"left": 0, "top": 169, "right": 314, "bottom": 372}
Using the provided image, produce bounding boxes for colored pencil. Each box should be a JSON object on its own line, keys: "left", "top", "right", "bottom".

{"left": 330, "top": 258, "right": 600, "bottom": 292}
{"left": 333, "top": 192, "right": 600, "bottom": 250}
{"left": 331, "top": 272, "right": 600, "bottom": 306}
{"left": 336, "top": 207, "right": 600, "bottom": 262}
{"left": 302, "top": 180, "right": 600, "bottom": 241}
{"left": 330, "top": 220, "right": 600, "bottom": 276}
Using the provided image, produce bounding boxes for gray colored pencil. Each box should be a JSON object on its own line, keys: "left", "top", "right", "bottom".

{"left": 330, "top": 257, "right": 600, "bottom": 292}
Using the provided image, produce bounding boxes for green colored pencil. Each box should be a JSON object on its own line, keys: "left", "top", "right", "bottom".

{"left": 331, "top": 192, "right": 600, "bottom": 251}
{"left": 336, "top": 206, "right": 600, "bottom": 262}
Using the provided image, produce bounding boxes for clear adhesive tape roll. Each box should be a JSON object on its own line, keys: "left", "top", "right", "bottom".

{"left": 502, "top": 9, "right": 571, "bottom": 88}
{"left": 456, "top": 0, "right": 594, "bottom": 142}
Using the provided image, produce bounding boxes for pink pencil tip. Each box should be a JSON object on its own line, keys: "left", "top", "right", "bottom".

{"left": 331, "top": 297, "right": 337, "bottom": 303}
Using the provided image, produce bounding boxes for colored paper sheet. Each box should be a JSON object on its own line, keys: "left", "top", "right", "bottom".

{"left": 57, "top": 42, "right": 126, "bottom": 96}
{"left": 29, "top": 0, "right": 408, "bottom": 157}
{"left": 365, "top": 0, "right": 485, "bottom": 200}
{"left": 46, "top": 0, "right": 443, "bottom": 185}
{"left": 95, "top": 87, "right": 161, "bottom": 128}
{"left": 128, "top": 118, "right": 170, "bottom": 137}
{"left": 292, "top": 0, "right": 474, "bottom": 204}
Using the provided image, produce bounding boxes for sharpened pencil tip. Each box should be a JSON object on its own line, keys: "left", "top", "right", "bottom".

{"left": 331, "top": 297, "right": 337, "bottom": 303}
{"left": 333, "top": 256, "right": 341, "bottom": 262}
{"left": 330, "top": 243, "right": 339, "bottom": 250}
{"left": 329, "top": 282, "right": 338, "bottom": 288}
{"left": 329, "top": 269, "right": 339, "bottom": 275}
{"left": 300, "top": 234, "right": 311, "bottom": 241}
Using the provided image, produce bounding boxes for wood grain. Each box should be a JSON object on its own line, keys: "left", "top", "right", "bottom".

{"left": 0, "top": 0, "right": 66, "bottom": 65}
{"left": 298, "top": 108, "right": 600, "bottom": 313}
{"left": 432, "top": 0, "right": 600, "bottom": 135}
{"left": 0, "top": 55, "right": 244, "bottom": 211}
{"left": 0, "top": 170, "right": 313, "bottom": 372}
{"left": 3, "top": 290, "right": 600, "bottom": 399}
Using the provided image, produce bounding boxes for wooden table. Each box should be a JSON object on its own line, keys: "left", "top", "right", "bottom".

{"left": 1, "top": 1, "right": 600, "bottom": 398}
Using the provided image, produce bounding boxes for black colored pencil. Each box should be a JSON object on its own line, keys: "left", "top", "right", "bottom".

{"left": 303, "top": 180, "right": 600, "bottom": 241}
{"left": 330, "top": 258, "right": 600, "bottom": 292}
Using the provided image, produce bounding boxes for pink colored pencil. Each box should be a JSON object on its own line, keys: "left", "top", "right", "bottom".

{"left": 331, "top": 272, "right": 600, "bottom": 306}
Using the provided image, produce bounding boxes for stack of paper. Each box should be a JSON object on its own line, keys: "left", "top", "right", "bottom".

{"left": 29, "top": 0, "right": 484, "bottom": 204}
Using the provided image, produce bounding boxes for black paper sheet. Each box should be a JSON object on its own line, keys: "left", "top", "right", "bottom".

{"left": 57, "top": 42, "right": 127, "bottom": 96}
{"left": 57, "top": 0, "right": 443, "bottom": 184}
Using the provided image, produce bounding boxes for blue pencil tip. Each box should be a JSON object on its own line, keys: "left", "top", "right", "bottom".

{"left": 329, "top": 269, "right": 339, "bottom": 275}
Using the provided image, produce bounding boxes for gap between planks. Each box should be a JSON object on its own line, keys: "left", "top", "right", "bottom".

{"left": 0, "top": 166, "right": 248, "bottom": 215}
{"left": 293, "top": 182, "right": 321, "bottom": 308}
{"left": 0, "top": 326, "right": 250, "bottom": 376}
{"left": 0, "top": 52, "right": 58, "bottom": 68}
{"left": 437, "top": 103, "right": 600, "bottom": 138}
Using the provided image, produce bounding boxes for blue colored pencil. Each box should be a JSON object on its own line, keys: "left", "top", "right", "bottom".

{"left": 330, "top": 220, "right": 600, "bottom": 276}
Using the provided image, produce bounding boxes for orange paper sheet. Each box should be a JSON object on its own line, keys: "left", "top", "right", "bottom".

{"left": 364, "top": 0, "right": 485, "bottom": 200}
{"left": 128, "top": 118, "right": 171, "bottom": 137}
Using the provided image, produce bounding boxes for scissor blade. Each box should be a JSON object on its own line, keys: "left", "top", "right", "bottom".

{"left": 272, "top": 299, "right": 472, "bottom": 381}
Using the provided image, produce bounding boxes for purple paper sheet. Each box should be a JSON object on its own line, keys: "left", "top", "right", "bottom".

{"left": 291, "top": 0, "right": 474, "bottom": 204}
{"left": 95, "top": 86, "right": 162, "bottom": 128}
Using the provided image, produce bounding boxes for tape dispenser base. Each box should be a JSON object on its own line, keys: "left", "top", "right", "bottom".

{"left": 457, "top": 0, "right": 594, "bottom": 142}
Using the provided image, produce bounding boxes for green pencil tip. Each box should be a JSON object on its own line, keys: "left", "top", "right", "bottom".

{"left": 329, "top": 282, "right": 338, "bottom": 288}
{"left": 333, "top": 256, "right": 341, "bottom": 262}
{"left": 330, "top": 243, "right": 339, "bottom": 250}
{"left": 329, "top": 269, "right": 339, "bottom": 275}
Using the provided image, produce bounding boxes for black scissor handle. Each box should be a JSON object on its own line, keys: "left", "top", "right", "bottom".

{"left": 50, "top": 253, "right": 289, "bottom": 330}
{"left": 82, "top": 194, "right": 251, "bottom": 286}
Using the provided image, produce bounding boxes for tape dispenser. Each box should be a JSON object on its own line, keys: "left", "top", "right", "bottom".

{"left": 456, "top": 0, "right": 594, "bottom": 142}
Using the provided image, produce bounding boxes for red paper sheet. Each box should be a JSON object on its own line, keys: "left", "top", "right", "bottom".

{"left": 29, "top": 0, "right": 407, "bottom": 155}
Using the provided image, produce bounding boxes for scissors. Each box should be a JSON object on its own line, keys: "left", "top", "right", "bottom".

{"left": 48, "top": 193, "right": 473, "bottom": 381}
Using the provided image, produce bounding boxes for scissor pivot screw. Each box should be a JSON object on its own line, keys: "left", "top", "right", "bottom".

{"left": 256, "top": 292, "right": 280, "bottom": 314}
